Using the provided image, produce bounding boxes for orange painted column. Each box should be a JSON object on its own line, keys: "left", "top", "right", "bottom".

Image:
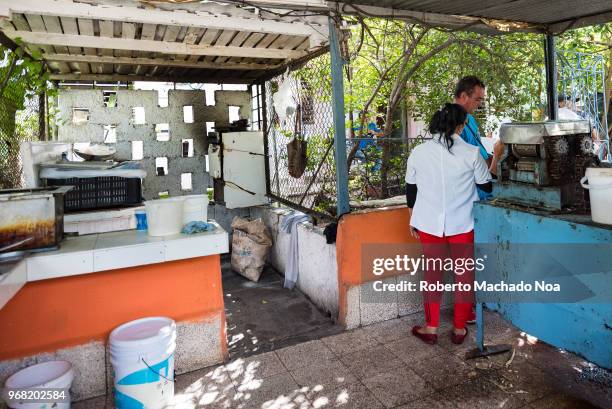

{"left": 0, "top": 255, "right": 225, "bottom": 360}
{"left": 335, "top": 207, "right": 420, "bottom": 327}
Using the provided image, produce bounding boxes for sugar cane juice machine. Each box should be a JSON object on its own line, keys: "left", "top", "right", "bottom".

{"left": 493, "top": 120, "right": 597, "bottom": 210}
{"left": 469, "top": 120, "right": 612, "bottom": 368}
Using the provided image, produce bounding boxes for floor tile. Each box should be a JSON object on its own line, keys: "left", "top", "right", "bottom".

{"left": 309, "top": 382, "right": 385, "bottom": 409}
{"left": 494, "top": 361, "right": 557, "bottom": 404}
{"left": 384, "top": 334, "right": 447, "bottom": 363}
{"left": 71, "top": 395, "right": 112, "bottom": 409}
{"left": 172, "top": 365, "right": 237, "bottom": 409}
{"left": 525, "top": 393, "right": 602, "bottom": 409}
{"left": 290, "top": 359, "right": 360, "bottom": 392}
{"left": 361, "top": 318, "right": 412, "bottom": 345}
{"left": 275, "top": 340, "right": 336, "bottom": 370}
{"left": 227, "top": 351, "right": 288, "bottom": 387}
{"left": 339, "top": 345, "right": 404, "bottom": 380}
{"left": 321, "top": 329, "right": 379, "bottom": 356}
{"left": 410, "top": 352, "right": 476, "bottom": 390}
{"left": 435, "top": 373, "right": 524, "bottom": 409}
{"left": 392, "top": 393, "right": 456, "bottom": 409}
{"left": 361, "top": 366, "right": 430, "bottom": 408}
{"left": 232, "top": 372, "right": 307, "bottom": 409}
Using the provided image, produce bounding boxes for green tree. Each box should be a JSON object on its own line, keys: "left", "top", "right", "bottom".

{"left": 0, "top": 44, "right": 50, "bottom": 188}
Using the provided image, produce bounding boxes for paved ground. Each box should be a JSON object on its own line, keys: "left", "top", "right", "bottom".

{"left": 76, "top": 308, "right": 611, "bottom": 409}
{"left": 221, "top": 258, "right": 342, "bottom": 359}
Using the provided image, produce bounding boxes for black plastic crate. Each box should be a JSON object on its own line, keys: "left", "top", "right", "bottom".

{"left": 44, "top": 177, "right": 142, "bottom": 212}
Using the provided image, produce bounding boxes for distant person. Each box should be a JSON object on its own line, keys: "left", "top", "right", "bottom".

{"left": 405, "top": 103, "right": 492, "bottom": 345}
{"left": 354, "top": 115, "right": 384, "bottom": 172}
{"left": 557, "top": 95, "right": 582, "bottom": 120}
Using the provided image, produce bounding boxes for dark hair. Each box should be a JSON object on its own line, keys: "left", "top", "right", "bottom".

{"left": 428, "top": 103, "right": 467, "bottom": 150}
{"left": 454, "top": 76, "right": 485, "bottom": 98}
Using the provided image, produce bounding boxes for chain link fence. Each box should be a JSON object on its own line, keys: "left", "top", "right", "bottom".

{"left": 265, "top": 54, "right": 338, "bottom": 219}
{"left": 264, "top": 52, "right": 427, "bottom": 218}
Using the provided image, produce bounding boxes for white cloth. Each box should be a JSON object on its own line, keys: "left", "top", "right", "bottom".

{"left": 557, "top": 107, "right": 582, "bottom": 120}
{"left": 281, "top": 211, "right": 310, "bottom": 289}
{"left": 405, "top": 134, "right": 490, "bottom": 237}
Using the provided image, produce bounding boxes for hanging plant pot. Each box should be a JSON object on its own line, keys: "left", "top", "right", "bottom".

{"left": 287, "top": 137, "right": 308, "bottom": 178}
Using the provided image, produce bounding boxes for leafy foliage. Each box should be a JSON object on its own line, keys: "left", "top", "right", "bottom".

{"left": 0, "top": 43, "right": 52, "bottom": 188}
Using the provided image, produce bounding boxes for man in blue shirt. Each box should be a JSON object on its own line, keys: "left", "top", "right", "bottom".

{"left": 454, "top": 76, "right": 503, "bottom": 200}
{"left": 453, "top": 76, "right": 505, "bottom": 324}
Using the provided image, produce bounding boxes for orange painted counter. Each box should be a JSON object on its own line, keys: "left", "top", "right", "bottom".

{"left": 0, "top": 255, "right": 224, "bottom": 360}
{"left": 0, "top": 226, "right": 229, "bottom": 401}
{"left": 336, "top": 206, "right": 421, "bottom": 328}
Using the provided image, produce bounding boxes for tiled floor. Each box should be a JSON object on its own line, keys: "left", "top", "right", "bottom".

{"left": 75, "top": 309, "right": 612, "bottom": 409}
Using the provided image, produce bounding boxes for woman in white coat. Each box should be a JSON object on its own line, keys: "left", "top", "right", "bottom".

{"left": 405, "top": 103, "right": 492, "bottom": 345}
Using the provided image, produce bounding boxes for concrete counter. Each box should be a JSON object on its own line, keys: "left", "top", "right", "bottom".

{"left": 0, "top": 223, "right": 229, "bottom": 402}
{"left": 26, "top": 221, "right": 228, "bottom": 281}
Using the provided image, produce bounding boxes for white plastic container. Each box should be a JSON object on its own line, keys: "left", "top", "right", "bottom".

{"left": 64, "top": 207, "right": 143, "bottom": 235}
{"left": 144, "top": 198, "right": 184, "bottom": 236}
{"left": 182, "top": 194, "right": 208, "bottom": 224}
{"left": 109, "top": 317, "right": 177, "bottom": 409}
{"left": 3, "top": 361, "right": 74, "bottom": 409}
{"left": 581, "top": 167, "right": 612, "bottom": 225}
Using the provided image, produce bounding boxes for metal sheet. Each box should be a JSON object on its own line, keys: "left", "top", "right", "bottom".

{"left": 473, "top": 201, "right": 612, "bottom": 369}
{"left": 0, "top": 187, "right": 71, "bottom": 251}
{"left": 500, "top": 120, "right": 590, "bottom": 144}
{"left": 339, "top": 0, "right": 612, "bottom": 30}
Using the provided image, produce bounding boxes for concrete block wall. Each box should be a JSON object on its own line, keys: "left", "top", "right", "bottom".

{"left": 336, "top": 208, "right": 452, "bottom": 330}
{"left": 57, "top": 89, "right": 251, "bottom": 199}
{"left": 343, "top": 274, "right": 451, "bottom": 329}
{"left": 0, "top": 314, "right": 226, "bottom": 406}
{"left": 250, "top": 205, "right": 339, "bottom": 319}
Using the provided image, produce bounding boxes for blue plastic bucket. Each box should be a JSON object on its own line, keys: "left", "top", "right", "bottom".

{"left": 109, "top": 317, "right": 176, "bottom": 409}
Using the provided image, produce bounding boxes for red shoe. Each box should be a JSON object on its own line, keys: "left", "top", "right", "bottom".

{"left": 451, "top": 327, "right": 468, "bottom": 345}
{"left": 411, "top": 326, "right": 438, "bottom": 345}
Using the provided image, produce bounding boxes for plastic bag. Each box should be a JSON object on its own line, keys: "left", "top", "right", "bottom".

{"left": 231, "top": 217, "right": 272, "bottom": 282}
{"left": 272, "top": 77, "right": 297, "bottom": 126}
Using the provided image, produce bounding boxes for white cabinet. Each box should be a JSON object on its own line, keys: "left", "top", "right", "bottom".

{"left": 220, "top": 131, "right": 267, "bottom": 209}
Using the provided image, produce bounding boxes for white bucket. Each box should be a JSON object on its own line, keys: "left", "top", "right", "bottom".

{"left": 109, "top": 317, "right": 177, "bottom": 409}
{"left": 581, "top": 167, "right": 612, "bottom": 225}
{"left": 182, "top": 194, "right": 208, "bottom": 224}
{"left": 144, "top": 198, "right": 184, "bottom": 236}
{"left": 3, "top": 361, "right": 74, "bottom": 409}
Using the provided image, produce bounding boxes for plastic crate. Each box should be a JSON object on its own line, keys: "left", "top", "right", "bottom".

{"left": 44, "top": 177, "right": 142, "bottom": 212}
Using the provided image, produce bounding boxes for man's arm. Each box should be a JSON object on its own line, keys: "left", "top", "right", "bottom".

{"left": 489, "top": 139, "right": 505, "bottom": 176}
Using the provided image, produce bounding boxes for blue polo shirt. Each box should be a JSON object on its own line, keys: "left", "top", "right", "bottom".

{"left": 460, "top": 114, "right": 492, "bottom": 200}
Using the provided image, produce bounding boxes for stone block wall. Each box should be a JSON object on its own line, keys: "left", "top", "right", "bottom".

{"left": 57, "top": 89, "right": 251, "bottom": 199}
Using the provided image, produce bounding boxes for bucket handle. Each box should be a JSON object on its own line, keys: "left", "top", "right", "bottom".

{"left": 141, "top": 358, "right": 175, "bottom": 383}
{"left": 580, "top": 176, "right": 612, "bottom": 190}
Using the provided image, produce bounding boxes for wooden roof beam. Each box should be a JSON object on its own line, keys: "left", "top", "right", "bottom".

{"left": 0, "top": 0, "right": 327, "bottom": 48}
{"left": 4, "top": 29, "right": 309, "bottom": 60}
{"left": 45, "top": 53, "right": 282, "bottom": 70}
{"left": 50, "top": 73, "right": 258, "bottom": 84}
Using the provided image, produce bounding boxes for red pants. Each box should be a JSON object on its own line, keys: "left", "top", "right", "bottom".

{"left": 418, "top": 230, "right": 475, "bottom": 329}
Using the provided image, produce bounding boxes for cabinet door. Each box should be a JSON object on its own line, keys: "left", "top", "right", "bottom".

{"left": 222, "top": 132, "right": 267, "bottom": 209}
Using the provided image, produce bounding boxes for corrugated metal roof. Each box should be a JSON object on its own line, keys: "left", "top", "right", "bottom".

{"left": 338, "top": 0, "right": 612, "bottom": 32}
